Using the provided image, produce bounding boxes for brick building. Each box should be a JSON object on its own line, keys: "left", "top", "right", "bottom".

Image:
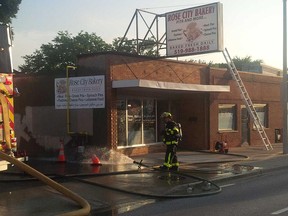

{"left": 14, "top": 52, "right": 282, "bottom": 157}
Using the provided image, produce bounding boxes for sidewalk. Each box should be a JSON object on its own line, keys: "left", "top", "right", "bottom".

{"left": 223, "top": 143, "right": 288, "bottom": 174}
{"left": 3, "top": 143, "right": 287, "bottom": 179}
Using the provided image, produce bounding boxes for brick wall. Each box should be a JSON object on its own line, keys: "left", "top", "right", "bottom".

{"left": 209, "top": 68, "right": 282, "bottom": 148}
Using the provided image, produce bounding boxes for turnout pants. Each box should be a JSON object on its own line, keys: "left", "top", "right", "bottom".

{"left": 164, "top": 144, "right": 179, "bottom": 168}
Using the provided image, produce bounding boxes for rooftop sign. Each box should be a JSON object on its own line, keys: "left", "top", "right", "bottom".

{"left": 166, "top": 2, "right": 223, "bottom": 57}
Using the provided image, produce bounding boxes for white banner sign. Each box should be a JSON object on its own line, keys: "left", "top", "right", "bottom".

{"left": 166, "top": 2, "right": 223, "bottom": 57}
{"left": 55, "top": 75, "right": 105, "bottom": 109}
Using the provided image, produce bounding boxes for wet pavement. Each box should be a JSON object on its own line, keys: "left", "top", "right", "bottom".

{"left": 0, "top": 143, "right": 286, "bottom": 215}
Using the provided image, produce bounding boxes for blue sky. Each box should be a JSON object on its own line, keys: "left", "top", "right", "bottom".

{"left": 11, "top": 0, "right": 283, "bottom": 70}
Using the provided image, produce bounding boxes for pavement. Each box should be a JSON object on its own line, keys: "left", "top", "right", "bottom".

{"left": 2, "top": 143, "right": 287, "bottom": 182}
{"left": 0, "top": 143, "right": 288, "bottom": 215}
{"left": 131, "top": 143, "right": 288, "bottom": 182}
{"left": 1, "top": 143, "right": 287, "bottom": 188}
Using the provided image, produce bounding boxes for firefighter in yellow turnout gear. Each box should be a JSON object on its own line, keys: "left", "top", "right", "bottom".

{"left": 160, "top": 112, "right": 181, "bottom": 171}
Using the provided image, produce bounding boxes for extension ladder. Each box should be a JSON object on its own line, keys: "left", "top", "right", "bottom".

{"left": 222, "top": 48, "right": 273, "bottom": 150}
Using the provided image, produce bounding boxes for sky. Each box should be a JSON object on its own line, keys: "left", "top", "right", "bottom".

{"left": 11, "top": 0, "right": 284, "bottom": 70}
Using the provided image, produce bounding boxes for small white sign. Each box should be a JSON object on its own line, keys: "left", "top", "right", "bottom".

{"left": 166, "top": 2, "right": 223, "bottom": 57}
{"left": 55, "top": 75, "right": 105, "bottom": 109}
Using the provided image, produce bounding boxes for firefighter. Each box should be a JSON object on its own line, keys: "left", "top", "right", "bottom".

{"left": 160, "top": 112, "right": 181, "bottom": 171}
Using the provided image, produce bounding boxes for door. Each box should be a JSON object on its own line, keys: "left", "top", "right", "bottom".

{"left": 241, "top": 107, "right": 250, "bottom": 145}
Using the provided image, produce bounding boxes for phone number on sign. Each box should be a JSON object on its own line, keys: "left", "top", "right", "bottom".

{"left": 173, "top": 45, "right": 210, "bottom": 55}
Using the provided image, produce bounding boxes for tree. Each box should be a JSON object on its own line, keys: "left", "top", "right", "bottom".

{"left": 211, "top": 56, "right": 263, "bottom": 72}
{"left": 19, "top": 31, "right": 112, "bottom": 74}
{"left": 0, "top": 0, "right": 22, "bottom": 24}
{"left": 232, "top": 56, "right": 263, "bottom": 72}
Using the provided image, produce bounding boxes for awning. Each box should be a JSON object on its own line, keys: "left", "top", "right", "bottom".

{"left": 112, "top": 79, "right": 230, "bottom": 93}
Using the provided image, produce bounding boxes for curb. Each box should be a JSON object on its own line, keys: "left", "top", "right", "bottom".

{"left": 194, "top": 150, "right": 249, "bottom": 159}
{"left": 211, "top": 167, "right": 263, "bottom": 183}
{"left": 211, "top": 160, "right": 288, "bottom": 184}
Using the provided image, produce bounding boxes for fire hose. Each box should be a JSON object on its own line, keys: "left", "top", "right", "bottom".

{"left": 0, "top": 151, "right": 91, "bottom": 216}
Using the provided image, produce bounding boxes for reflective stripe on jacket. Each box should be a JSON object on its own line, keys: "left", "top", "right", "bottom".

{"left": 163, "top": 121, "right": 180, "bottom": 145}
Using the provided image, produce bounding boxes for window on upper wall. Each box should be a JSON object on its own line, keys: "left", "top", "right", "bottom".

{"left": 253, "top": 104, "right": 268, "bottom": 129}
{"left": 218, "top": 104, "right": 237, "bottom": 131}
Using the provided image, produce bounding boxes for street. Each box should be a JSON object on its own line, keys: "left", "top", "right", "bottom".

{"left": 0, "top": 163, "right": 287, "bottom": 215}
{"left": 120, "top": 167, "right": 288, "bottom": 216}
{"left": 0, "top": 168, "right": 220, "bottom": 216}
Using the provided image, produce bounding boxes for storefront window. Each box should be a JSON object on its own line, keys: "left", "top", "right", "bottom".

{"left": 117, "top": 98, "right": 160, "bottom": 147}
{"left": 143, "top": 99, "right": 156, "bottom": 143}
{"left": 157, "top": 100, "right": 169, "bottom": 142}
{"left": 127, "top": 99, "right": 142, "bottom": 145}
{"left": 117, "top": 100, "right": 126, "bottom": 145}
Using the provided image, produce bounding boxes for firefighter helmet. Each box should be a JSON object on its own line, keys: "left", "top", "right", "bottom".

{"left": 160, "top": 112, "right": 172, "bottom": 119}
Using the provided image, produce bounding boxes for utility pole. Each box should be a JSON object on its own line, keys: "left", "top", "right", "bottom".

{"left": 283, "top": 0, "right": 288, "bottom": 154}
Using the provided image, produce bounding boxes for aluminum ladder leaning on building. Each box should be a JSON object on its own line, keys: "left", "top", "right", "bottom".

{"left": 222, "top": 48, "right": 273, "bottom": 151}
